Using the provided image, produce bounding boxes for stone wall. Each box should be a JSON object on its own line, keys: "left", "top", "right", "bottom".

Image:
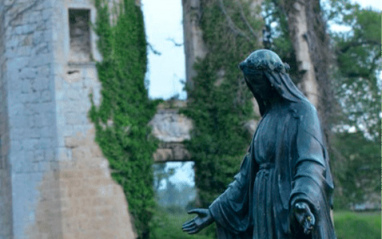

{"left": 1, "top": 0, "right": 60, "bottom": 238}
{"left": 0, "top": 1, "right": 13, "bottom": 238}
{"left": 0, "top": 0, "right": 135, "bottom": 238}
{"left": 50, "top": 1, "right": 136, "bottom": 236}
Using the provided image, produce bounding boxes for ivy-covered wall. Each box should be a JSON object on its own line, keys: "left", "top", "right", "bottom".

{"left": 183, "top": 0, "right": 263, "bottom": 208}
{"left": 91, "top": 0, "right": 159, "bottom": 238}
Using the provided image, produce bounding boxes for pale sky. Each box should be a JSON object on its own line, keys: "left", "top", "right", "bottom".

{"left": 142, "top": 0, "right": 186, "bottom": 100}
{"left": 142, "top": 0, "right": 381, "bottom": 187}
{"left": 353, "top": 0, "right": 381, "bottom": 11}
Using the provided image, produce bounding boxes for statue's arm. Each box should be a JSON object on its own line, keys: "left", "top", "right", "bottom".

{"left": 182, "top": 153, "right": 253, "bottom": 235}
{"left": 208, "top": 153, "right": 253, "bottom": 233}
{"left": 290, "top": 160, "right": 325, "bottom": 235}
{"left": 289, "top": 104, "right": 331, "bottom": 235}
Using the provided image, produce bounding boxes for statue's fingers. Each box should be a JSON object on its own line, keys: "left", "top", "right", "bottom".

{"left": 308, "top": 213, "right": 315, "bottom": 226}
{"left": 303, "top": 217, "right": 314, "bottom": 234}
{"left": 183, "top": 225, "right": 197, "bottom": 234}
{"left": 182, "top": 219, "right": 194, "bottom": 228}
{"left": 183, "top": 226, "right": 195, "bottom": 233}
{"left": 182, "top": 223, "right": 195, "bottom": 230}
{"left": 305, "top": 212, "right": 315, "bottom": 226}
{"left": 182, "top": 223, "right": 196, "bottom": 229}
{"left": 187, "top": 208, "right": 204, "bottom": 215}
{"left": 182, "top": 221, "right": 196, "bottom": 230}
{"left": 187, "top": 227, "right": 200, "bottom": 234}
{"left": 182, "top": 224, "right": 194, "bottom": 231}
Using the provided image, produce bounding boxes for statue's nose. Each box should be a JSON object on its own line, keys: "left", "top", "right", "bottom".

{"left": 239, "top": 61, "right": 246, "bottom": 70}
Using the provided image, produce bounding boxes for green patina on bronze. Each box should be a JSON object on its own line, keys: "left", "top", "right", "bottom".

{"left": 244, "top": 49, "right": 289, "bottom": 73}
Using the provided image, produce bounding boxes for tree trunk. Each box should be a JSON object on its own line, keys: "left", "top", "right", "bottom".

{"left": 282, "top": 0, "right": 336, "bottom": 221}
{"left": 182, "top": 0, "right": 208, "bottom": 94}
{"left": 284, "top": 1, "right": 319, "bottom": 107}
{"left": 283, "top": 0, "right": 335, "bottom": 140}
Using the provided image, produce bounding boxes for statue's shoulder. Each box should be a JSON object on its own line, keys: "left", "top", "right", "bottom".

{"left": 289, "top": 100, "right": 320, "bottom": 129}
{"left": 290, "top": 100, "right": 317, "bottom": 116}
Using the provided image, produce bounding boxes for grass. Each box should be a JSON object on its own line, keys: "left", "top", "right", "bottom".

{"left": 151, "top": 209, "right": 381, "bottom": 239}
{"left": 334, "top": 210, "right": 381, "bottom": 239}
{"left": 151, "top": 207, "right": 214, "bottom": 239}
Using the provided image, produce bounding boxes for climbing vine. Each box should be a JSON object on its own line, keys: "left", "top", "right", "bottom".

{"left": 90, "top": 0, "right": 158, "bottom": 238}
{"left": 183, "top": 0, "right": 262, "bottom": 208}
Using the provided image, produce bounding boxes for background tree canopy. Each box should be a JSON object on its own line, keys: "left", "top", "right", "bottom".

{"left": 325, "top": 0, "right": 381, "bottom": 209}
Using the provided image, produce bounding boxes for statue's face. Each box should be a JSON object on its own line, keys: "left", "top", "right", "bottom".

{"left": 239, "top": 60, "right": 273, "bottom": 100}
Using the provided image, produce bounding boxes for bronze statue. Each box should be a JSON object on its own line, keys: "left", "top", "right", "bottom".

{"left": 182, "top": 49, "right": 336, "bottom": 239}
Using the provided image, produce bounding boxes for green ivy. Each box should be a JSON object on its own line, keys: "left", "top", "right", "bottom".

{"left": 183, "top": 0, "right": 262, "bottom": 208}
{"left": 91, "top": 0, "right": 159, "bottom": 238}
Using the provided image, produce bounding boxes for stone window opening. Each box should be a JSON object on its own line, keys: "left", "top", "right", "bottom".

{"left": 153, "top": 161, "right": 196, "bottom": 211}
{"left": 69, "top": 9, "right": 91, "bottom": 63}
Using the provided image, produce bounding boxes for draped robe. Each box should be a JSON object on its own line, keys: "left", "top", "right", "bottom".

{"left": 208, "top": 99, "right": 336, "bottom": 239}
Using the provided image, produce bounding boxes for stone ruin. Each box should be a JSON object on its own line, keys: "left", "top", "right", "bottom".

{"left": 0, "top": 0, "right": 208, "bottom": 238}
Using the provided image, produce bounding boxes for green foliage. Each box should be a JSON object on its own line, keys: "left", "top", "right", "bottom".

{"left": 91, "top": 0, "right": 159, "bottom": 238}
{"left": 183, "top": 0, "right": 262, "bottom": 208}
{"left": 331, "top": 132, "right": 381, "bottom": 208}
{"left": 329, "top": 2, "right": 381, "bottom": 138}
{"left": 334, "top": 211, "right": 381, "bottom": 239}
{"left": 327, "top": 2, "right": 381, "bottom": 208}
{"left": 262, "top": 0, "right": 301, "bottom": 82}
{"left": 151, "top": 207, "right": 214, "bottom": 239}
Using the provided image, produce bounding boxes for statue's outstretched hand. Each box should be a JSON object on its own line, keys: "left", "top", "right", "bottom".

{"left": 293, "top": 201, "right": 315, "bottom": 235}
{"left": 182, "top": 208, "right": 214, "bottom": 234}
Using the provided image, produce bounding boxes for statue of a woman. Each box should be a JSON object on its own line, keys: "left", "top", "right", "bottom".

{"left": 182, "top": 49, "right": 336, "bottom": 239}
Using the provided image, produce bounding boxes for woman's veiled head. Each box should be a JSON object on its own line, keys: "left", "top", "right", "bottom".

{"left": 239, "top": 49, "right": 306, "bottom": 115}
{"left": 239, "top": 49, "right": 288, "bottom": 74}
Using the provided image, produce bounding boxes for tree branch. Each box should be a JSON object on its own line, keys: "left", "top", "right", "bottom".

{"left": 338, "top": 40, "right": 380, "bottom": 53}
{"left": 235, "top": 1, "right": 258, "bottom": 39}
{"left": 217, "top": 0, "right": 252, "bottom": 43}
{"left": 166, "top": 38, "right": 183, "bottom": 47}
{"left": 147, "top": 43, "right": 161, "bottom": 55}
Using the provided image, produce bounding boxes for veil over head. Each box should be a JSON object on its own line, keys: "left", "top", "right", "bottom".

{"left": 240, "top": 49, "right": 307, "bottom": 115}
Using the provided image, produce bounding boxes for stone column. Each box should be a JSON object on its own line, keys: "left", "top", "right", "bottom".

{"left": 182, "top": 0, "right": 207, "bottom": 91}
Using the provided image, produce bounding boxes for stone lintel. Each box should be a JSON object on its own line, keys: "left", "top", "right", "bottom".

{"left": 150, "top": 100, "right": 193, "bottom": 162}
